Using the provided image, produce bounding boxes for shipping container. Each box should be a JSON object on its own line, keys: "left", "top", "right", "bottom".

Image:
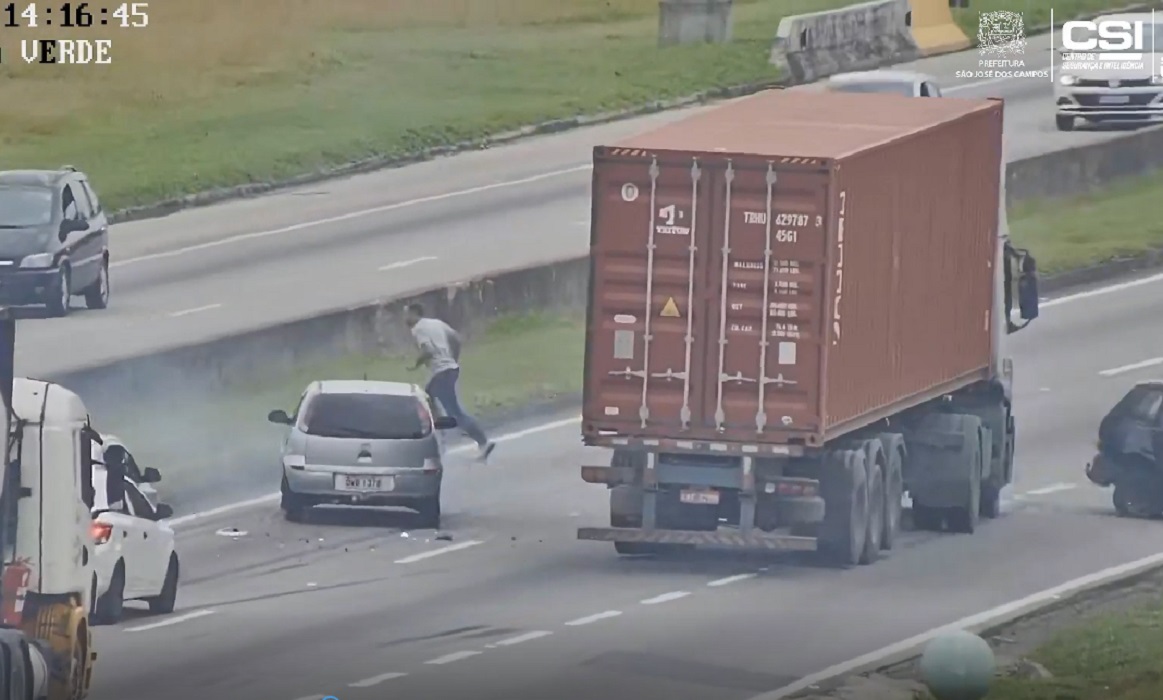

{"left": 582, "top": 88, "right": 1004, "bottom": 451}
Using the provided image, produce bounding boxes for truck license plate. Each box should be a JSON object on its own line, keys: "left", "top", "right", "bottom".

{"left": 336, "top": 475, "right": 393, "bottom": 492}
{"left": 1100, "top": 95, "right": 1131, "bottom": 104}
{"left": 679, "top": 488, "right": 719, "bottom": 505}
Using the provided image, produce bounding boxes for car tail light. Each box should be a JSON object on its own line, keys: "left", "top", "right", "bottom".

{"left": 422, "top": 458, "right": 441, "bottom": 473}
{"left": 90, "top": 522, "right": 112, "bottom": 545}
{"left": 416, "top": 401, "right": 433, "bottom": 428}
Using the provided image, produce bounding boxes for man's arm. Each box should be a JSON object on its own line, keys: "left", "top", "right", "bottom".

{"left": 446, "top": 324, "right": 462, "bottom": 362}
{"left": 409, "top": 342, "right": 433, "bottom": 371}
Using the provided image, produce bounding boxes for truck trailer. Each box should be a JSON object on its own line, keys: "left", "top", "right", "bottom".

{"left": 576, "top": 89, "right": 1041, "bottom": 565}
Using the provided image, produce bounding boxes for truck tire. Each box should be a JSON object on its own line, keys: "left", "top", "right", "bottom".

{"left": 876, "top": 435, "right": 905, "bottom": 550}
{"left": 859, "top": 457, "right": 885, "bottom": 565}
{"left": 817, "top": 449, "right": 868, "bottom": 567}
{"left": 980, "top": 427, "right": 1009, "bottom": 519}
{"left": 947, "top": 419, "right": 984, "bottom": 534}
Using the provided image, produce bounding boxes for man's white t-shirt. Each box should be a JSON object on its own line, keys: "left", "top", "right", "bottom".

{"left": 411, "top": 317, "right": 460, "bottom": 376}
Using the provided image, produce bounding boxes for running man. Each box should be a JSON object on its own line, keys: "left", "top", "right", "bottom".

{"left": 405, "top": 303, "right": 496, "bottom": 462}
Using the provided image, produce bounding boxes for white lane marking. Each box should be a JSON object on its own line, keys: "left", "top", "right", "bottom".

{"left": 393, "top": 539, "right": 483, "bottom": 564}
{"left": 1024, "top": 482, "right": 1078, "bottom": 496}
{"left": 1043, "top": 269, "right": 1163, "bottom": 308}
{"left": 640, "top": 591, "right": 691, "bottom": 605}
{"left": 565, "top": 610, "right": 622, "bottom": 626}
{"left": 166, "top": 416, "right": 581, "bottom": 527}
{"left": 378, "top": 256, "right": 437, "bottom": 272}
{"left": 167, "top": 303, "right": 222, "bottom": 318}
{"left": 708, "top": 573, "right": 756, "bottom": 587}
{"left": 747, "top": 551, "right": 1163, "bottom": 700}
{"left": 125, "top": 609, "right": 215, "bottom": 632}
{"left": 348, "top": 672, "right": 408, "bottom": 687}
{"left": 1099, "top": 356, "right": 1163, "bottom": 377}
{"left": 291, "top": 695, "right": 327, "bottom": 700}
{"left": 425, "top": 650, "right": 482, "bottom": 665}
{"left": 112, "top": 166, "right": 592, "bottom": 269}
{"left": 494, "top": 630, "right": 553, "bottom": 647}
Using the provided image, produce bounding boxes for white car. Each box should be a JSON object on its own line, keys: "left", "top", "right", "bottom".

{"left": 826, "top": 70, "right": 944, "bottom": 97}
{"left": 89, "top": 465, "right": 179, "bottom": 625}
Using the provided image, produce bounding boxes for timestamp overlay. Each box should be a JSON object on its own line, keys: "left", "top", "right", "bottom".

{"left": 0, "top": 2, "right": 148, "bottom": 66}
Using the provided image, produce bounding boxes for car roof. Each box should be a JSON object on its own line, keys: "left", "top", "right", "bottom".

{"left": 1134, "top": 379, "right": 1163, "bottom": 389}
{"left": 828, "top": 70, "right": 934, "bottom": 85}
{"left": 316, "top": 379, "right": 421, "bottom": 397}
{"left": 0, "top": 167, "right": 80, "bottom": 188}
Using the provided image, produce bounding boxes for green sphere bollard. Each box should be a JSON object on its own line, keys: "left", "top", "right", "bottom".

{"left": 918, "top": 630, "right": 996, "bottom": 700}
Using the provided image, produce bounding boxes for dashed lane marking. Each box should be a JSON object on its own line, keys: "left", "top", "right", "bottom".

{"left": 425, "top": 650, "right": 483, "bottom": 665}
{"left": 640, "top": 591, "right": 691, "bottom": 605}
{"left": 348, "top": 672, "right": 408, "bottom": 687}
{"left": 564, "top": 610, "right": 623, "bottom": 626}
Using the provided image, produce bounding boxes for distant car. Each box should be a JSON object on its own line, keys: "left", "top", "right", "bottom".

{"left": 268, "top": 380, "right": 458, "bottom": 528}
{"left": 0, "top": 166, "right": 110, "bottom": 316}
{"left": 1086, "top": 379, "right": 1163, "bottom": 517}
{"left": 826, "top": 70, "right": 943, "bottom": 97}
{"left": 89, "top": 465, "right": 178, "bottom": 625}
{"left": 1054, "top": 13, "right": 1163, "bottom": 131}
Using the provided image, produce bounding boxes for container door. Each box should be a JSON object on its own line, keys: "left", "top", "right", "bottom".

{"left": 585, "top": 153, "right": 715, "bottom": 435}
{"left": 699, "top": 160, "right": 831, "bottom": 443}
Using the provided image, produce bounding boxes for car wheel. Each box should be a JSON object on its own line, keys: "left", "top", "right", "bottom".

{"left": 280, "top": 476, "right": 309, "bottom": 522}
{"left": 147, "top": 554, "right": 179, "bottom": 614}
{"left": 92, "top": 562, "right": 125, "bottom": 625}
{"left": 415, "top": 496, "right": 441, "bottom": 529}
{"left": 1055, "top": 114, "right": 1075, "bottom": 131}
{"left": 84, "top": 257, "right": 110, "bottom": 310}
{"left": 47, "top": 266, "right": 71, "bottom": 317}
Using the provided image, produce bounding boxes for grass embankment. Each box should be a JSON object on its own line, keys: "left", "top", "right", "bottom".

{"left": 985, "top": 596, "right": 1163, "bottom": 699}
{"left": 1010, "top": 169, "right": 1163, "bottom": 275}
{"left": 1, "top": 0, "right": 857, "bottom": 210}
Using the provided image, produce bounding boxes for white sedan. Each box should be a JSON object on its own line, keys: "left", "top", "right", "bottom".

{"left": 826, "top": 70, "right": 944, "bottom": 97}
{"left": 89, "top": 465, "right": 179, "bottom": 625}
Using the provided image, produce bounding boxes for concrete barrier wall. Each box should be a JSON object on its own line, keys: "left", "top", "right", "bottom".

{"left": 769, "top": 0, "right": 918, "bottom": 84}
{"left": 908, "top": 0, "right": 970, "bottom": 55}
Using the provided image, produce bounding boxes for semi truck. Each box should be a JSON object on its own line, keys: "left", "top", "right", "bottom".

{"left": 576, "top": 89, "right": 1041, "bottom": 565}
{"left": 0, "top": 312, "right": 113, "bottom": 698}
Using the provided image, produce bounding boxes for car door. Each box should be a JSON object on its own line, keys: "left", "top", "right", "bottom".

{"left": 97, "top": 493, "right": 147, "bottom": 597}
{"left": 65, "top": 180, "right": 104, "bottom": 289}
{"left": 123, "top": 480, "right": 169, "bottom": 594}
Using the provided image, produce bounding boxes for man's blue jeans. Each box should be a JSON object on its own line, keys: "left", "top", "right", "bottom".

{"left": 426, "top": 368, "right": 488, "bottom": 446}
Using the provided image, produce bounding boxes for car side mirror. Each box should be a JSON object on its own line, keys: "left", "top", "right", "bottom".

{"left": 434, "top": 416, "right": 458, "bottom": 430}
{"left": 154, "top": 503, "right": 174, "bottom": 520}
{"left": 59, "top": 218, "right": 85, "bottom": 239}
{"left": 141, "top": 467, "right": 161, "bottom": 483}
{"left": 267, "top": 409, "right": 291, "bottom": 425}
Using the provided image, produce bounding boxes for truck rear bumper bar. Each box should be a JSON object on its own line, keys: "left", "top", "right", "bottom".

{"left": 577, "top": 526, "right": 818, "bottom": 551}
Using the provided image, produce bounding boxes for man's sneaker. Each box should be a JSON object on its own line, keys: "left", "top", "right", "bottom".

{"left": 476, "top": 441, "right": 496, "bottom": 462}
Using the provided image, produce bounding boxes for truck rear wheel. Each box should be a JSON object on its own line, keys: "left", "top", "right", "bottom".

{"left": 859, "top": 457, "right": 885, "bottom": 565}
{"left": 817, "top": 449, "right": 868, "bottom": 567}
{"left": 879, "top": 441, "right": 904, "bottom": 550}
{"left": 947, "top": 420, "right": 984, "bottom": 534}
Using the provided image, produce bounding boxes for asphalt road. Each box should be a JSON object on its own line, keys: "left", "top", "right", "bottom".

{"left": 19, "top": 32, "right": 1152, "bottom": 378}
{"left": 85, "top": 269, "right": 1163, "bottom": 700}
{"left": 63, "top": 33, "right": 1163, "bottom": 700}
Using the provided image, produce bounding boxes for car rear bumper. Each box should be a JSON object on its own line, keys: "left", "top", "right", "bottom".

{"left": 285, "top": 467, "right": 442, "bottom": 504}
{"left": 0, "top": 269, "right": 57, "bottom": 305}
{"left": 1056, "top": 87, "right": 1163, "bottom": 120}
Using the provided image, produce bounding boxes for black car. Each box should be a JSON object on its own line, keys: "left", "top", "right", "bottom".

{"left": 1086, "top": 380, "right": 1163, "bottom": 516}
{"left": 0, "top": 166, "right": 110, "bottom": 316}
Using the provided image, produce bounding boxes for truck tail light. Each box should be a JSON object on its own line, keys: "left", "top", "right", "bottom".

{"left": 774, "top": 480, "right": 818, "bottom": 498}
{"left": 90, "top": 522, "right": 112, "bottom": 545}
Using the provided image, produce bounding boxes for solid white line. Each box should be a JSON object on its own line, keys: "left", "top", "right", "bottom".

{"left": 494, "top": 630, "right": 553, "bottom": 647}
{"left": 378, "top": 256, "right": 437, "bottom": 272}
{"left": 167, "top": 303, "right": 222, "bottom": 318}
{"left": 348, "top": 672, "right": 408, "bottom": 687}
{"left": 1024, "top": 482, "right": 1078, "bottom": 496}
{"left": 747, "top": 550, "right": 1163, "bottom": 700}
{"left": 564, "top": 610, "right": 622, "bottom": 626}
{"left": 640, "top": 591, "right": 691, "bottom": 605}
{"left": 112, "top": 166, "right": 592, "bottom": 269}
{"left": 708, "top": 573, "right": 757, "bottom": 587}
{"left": 125, "top": 609, "right": 215, "bottom": 632}
{"left": 291, "top": 695, "right": 326, "bottom": 700}
{"left": 425, "top": 650, "right": 482, "bottom": 665}
{"left": 165, "top": 416, "right": 581, "bottom": 527}
{"left": 1043, "top": 269, "right": 1163, "bottom": 308}
{"left": 1099, "top": 356, "right": 1163, "bottom": 377}
{"left": 393, "top": 539, "right": 483, "bottom": 564}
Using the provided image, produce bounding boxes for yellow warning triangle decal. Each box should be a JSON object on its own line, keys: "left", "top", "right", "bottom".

{"left": 660, "top": 297, "right": 681, "bottom": 318}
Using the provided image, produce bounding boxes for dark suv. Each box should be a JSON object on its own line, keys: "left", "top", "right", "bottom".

{"left": 0, "top": 166, "right": 110, "bottom": 316}
{"left": 1087, "top": 380, "right": 1163, "bottom": 516}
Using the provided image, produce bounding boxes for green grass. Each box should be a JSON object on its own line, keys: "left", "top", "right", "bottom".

{"left": 0, "top": 0, "right": 858, "bottom": 211}
{"left": 1010, "top": 169, "right": 1163, "bottom": 275}
{"left": 984, "top": 596, "right": 1163, "bottom": 699}
{"left": 950, "top": 0, "right": 1153, "bottom": 42}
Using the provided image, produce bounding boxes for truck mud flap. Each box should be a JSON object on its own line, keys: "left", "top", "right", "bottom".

{"left": 578, "top": 526, "right": 817, "bottom": 551}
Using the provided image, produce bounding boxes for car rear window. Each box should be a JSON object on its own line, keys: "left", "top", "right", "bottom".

{"left": 300, "top": 393, "right": 431, "bottom": 440}
{"left": 0, "top": 187, "right": 54, "bottom": 227}
{"left": 830, "top": 81, "right": 914, "bottom": 97}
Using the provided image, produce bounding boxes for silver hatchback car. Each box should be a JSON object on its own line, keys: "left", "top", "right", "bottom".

{"left": 268, "top": 380, "right": 457, "bottom": 528}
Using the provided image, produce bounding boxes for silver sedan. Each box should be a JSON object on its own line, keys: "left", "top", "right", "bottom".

{"left": 825, "top": 70, "right": 944, "bottom": 97}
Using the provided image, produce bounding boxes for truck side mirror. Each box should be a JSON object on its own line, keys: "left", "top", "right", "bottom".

{"left": 1018, "top": 252, "right": 1039, "bottom": 322}
{"left": 142, "top": 467, "right": 161, "bottom": 483}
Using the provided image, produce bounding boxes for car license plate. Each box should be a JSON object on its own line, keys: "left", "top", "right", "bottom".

{"left": 1100, "top": 95, "right": 1131, "bottom": 104}
{"left": 336, "top": 475, "right": 393, "bottom": 492}
{"left": 679, "top": 488, "right": 719, "bottom": 505}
